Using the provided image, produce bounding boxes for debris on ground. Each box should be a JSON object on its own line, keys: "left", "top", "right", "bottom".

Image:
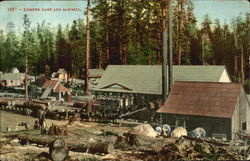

{"left": 129, "top": 124, "right": 158, "bottom": 137}
{"left": 138, "top": 136, "right": 248, "bottom": 161}
{"left": 171, "top": 127, "right": 187, "bottom": 138}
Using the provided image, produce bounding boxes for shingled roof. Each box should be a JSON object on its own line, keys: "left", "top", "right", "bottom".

{"left": 54, "top": 84, "right": 70, "bottom": 93}
{"left": 42, "top": 80, "right": 60, "bottom": 89}
{"left": 94, "top": 65, "right": 229, "bottom": 94}
{"left": 42, "top": 80, "right": 70, "bottom": 93}
{"left": 157, "top": 81, "right": 242, "bottom": 118}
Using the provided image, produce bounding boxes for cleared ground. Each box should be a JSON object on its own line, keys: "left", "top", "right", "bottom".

{"left": 0, "top": 110, "right": 68, "bottom": 133}
{"left": 0, "top": 110, "right": 153, "bottom": 161}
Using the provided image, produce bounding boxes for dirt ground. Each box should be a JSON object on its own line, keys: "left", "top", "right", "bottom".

{"left": 0, "top": 110, "right": 162, "bottom": 161}
{"left": 1, "top": 110, "right": 247, "bottom": 161}
{"left": 0, "top": 110, "right": 68, "bottom": 133}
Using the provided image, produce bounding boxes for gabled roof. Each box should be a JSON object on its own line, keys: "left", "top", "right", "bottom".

{"left": 89, "top": 69, "right": 104, "bottom": 78}
{"left": 0, "top": 73, "right": 25, "bottom": 80}
{"left": 10, "top": 67, "right": 19, "bottom": 73}
{"left": 94, "top": 65, "right": 229, "bottom": 94}
{"left": 42, "top": 80, "right": 60, "bottom": 89}
{"left": 57, "top": 68, "right": 67, "bottom": 74}
{"left": 157, "top": 81, "right": 242, "bottom": 118}
{"left": 42, "top": 80, "right": 70, "bottom": 93}
{"left": 54, "top": 84, "right": 70, "bottom": 93}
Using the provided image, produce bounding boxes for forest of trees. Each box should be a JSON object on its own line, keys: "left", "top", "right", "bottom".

{"left": 0, "top": 0, "right": 249, "bottom": 90}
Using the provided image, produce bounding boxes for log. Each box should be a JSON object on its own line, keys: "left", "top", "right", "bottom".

{"left": 49, "top": 139, "right": 68, "bottom": 161}
{"left": 17, "top": 135, "right": 55, "bottom": 146}
{"left": 67, "top": 140, "right": 114, "bottom": 154}
{"left": 8, "top": 134, "right": 114, "bottom": 154}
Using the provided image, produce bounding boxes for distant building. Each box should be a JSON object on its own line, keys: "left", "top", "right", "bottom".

{"left": 157, "top": 81, "right": 250, "bottom": 140}
{"left": 89, "top": 69, "right": 104, "bottom": 79}
{"left": 51, "top": 68, "right": 68, "bottom": 82}
{"left": 10, "top": 67, "right": 20, "bottom": 74}
{"left": 89, "top": 68, "right": 104, "bottom": 88}
{"left": 41, "top": 80, "right": 70, "bottom": 100}
{"left": 93, "top": 65, "right": 231, "bottom": 109}
{"left": 0, "top": 71, "right": 25, "bottom": 87}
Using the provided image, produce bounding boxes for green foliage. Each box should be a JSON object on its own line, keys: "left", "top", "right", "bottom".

{"left": 127, "top": 45, "right": 156, "bottom": 65}
{"left": 0, "top": 5, "right": 249, "bottom": 89}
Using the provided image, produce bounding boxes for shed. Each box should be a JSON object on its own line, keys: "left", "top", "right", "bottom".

{"left": 41, "top": 80, "right": 70, "bottom": 100}
{"left": 157, "top": 81, "right": 250, "bottom": 140}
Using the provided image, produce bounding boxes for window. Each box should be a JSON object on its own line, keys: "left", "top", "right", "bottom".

{"left": 175, "top": 119, "right": 186, "bottom": 128}
{"left": 242, "top": 122, "right": 246, "bottom": 131}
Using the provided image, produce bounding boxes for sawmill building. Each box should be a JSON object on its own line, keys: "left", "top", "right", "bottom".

{"left": 157, "top": 81, "right": 250, "bottom": 140}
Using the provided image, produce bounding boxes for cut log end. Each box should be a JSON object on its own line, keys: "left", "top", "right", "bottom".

{"left": 49, "top": 139, "right": 68, "bottom": 161}
{"left": 50, "top": 148, "right": 68, "bottom": 161}
{"left": 103, "top": 143, "right": 114, "bottom": 154}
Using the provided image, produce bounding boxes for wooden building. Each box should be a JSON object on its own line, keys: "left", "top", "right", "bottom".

{"left": 0, "top": 71, "right": 25, "bottom": 87}
{"left": 41, "top": 80, "right": 70, "bottom": 100}
{"left": 157, "top": 81, "right": 250, "bottom": 140}
{"left": 89, "top": 69, "right": 104, "bottom": 79}
{"left": 93, "top": 65, "right": 231, "bottom": 110}
{"left": 89, "top": 69, "right": 104, "bottom": 89}
{"left": 51, "top": 68, "right": 68, "bottom": 82}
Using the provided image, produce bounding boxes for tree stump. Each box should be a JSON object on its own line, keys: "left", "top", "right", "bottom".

{"left": 123, "top": 132, "right": 140, "bottom": 146}
{"left": 48, "top": 125, "right": 68, "bottom": 136}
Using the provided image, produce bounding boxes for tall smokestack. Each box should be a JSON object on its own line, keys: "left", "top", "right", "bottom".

{"left": 162, "top": 0, "right": 173, "bottom": 103}
{"left": 168, "top": 0, "right": 173, "bottom": 89}
{"left": 84, "top": 0, "right": 90, "bottom": 95}
{"left": 162, "top": 0, "right": 168, "bottom": 103}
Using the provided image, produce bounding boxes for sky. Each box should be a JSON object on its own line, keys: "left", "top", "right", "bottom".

{"left": 0, "top": 0, "right": 249, "bottom": 33}
{"left": 0, "top": 1, "right": 87, "bottom": 34}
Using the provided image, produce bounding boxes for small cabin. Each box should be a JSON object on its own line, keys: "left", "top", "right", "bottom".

{"left": 41, "top": 80, "right": 70, "bottom": 100}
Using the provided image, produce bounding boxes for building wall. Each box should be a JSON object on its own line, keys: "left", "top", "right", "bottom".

{"left": 6, "top": 80, "right": 22, "bottom": 87}
{"left": 239, "top": 88, "right": 250, "bottom": 132}
{"left": 95, "top": 91, "right": 161, "bottom": 108}
{"left": 157, "top": 114, "right": 232, "bottom": 140}
{"left": 218, "top": 69, "right": 231, "bottom": 82}
{"left": 95, "top": 91, "right": 161, "bottom": 121}
{"left": 231, "top": 99, "right": 240, "bottom": 140}
{"left": 58, "top": 74, "right": 68, "bottom": 82}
